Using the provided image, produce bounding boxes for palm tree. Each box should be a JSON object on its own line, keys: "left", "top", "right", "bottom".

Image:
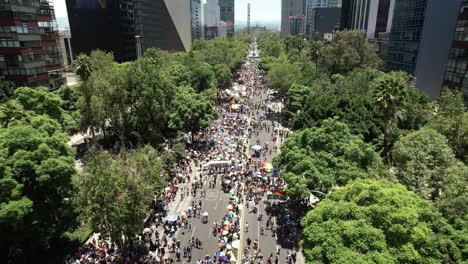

{"left": 74, "top": 53, "right": 92, "bottom": 82}
{"left": 372, "top": 71, "right": 409, "bottom": 163}
{"left": 74, "top": 54, "right": 95, "bottom": 139}
{"left": 309, "top": 41, "right": 324, "bottom": 76}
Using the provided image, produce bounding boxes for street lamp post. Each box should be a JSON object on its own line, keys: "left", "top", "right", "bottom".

{"left": 135, "top": 35, "right": 142, "bottom": 59}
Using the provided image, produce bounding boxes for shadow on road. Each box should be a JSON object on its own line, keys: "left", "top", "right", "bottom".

{"left": 264, "top": 200, "right": 310, "bottom": 250}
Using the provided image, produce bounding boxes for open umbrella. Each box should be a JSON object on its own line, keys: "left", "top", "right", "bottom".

{"left": 226, "top": 204, "right": 234, "bottom": 210}
{"left": 223, "top": 220, "right": 230, "bottom": 226}
{"left": 221, "top": 230, "right": 229, "bottom": 236}
{"left": 164, "top": 214, "right": 178, "bottom": 222}
{"left": 251, "top": 145, "right": 262, "bottom": 151}
{"left": 223, "top": 225, "right": 231, "bottom": 231}
{"left": 232, "top": 240, "right": 240, "bottom": 249}
{"left": 202, "top": 212, "right": 209, "bottom": 217}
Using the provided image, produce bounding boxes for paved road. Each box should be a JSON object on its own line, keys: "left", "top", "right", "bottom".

{"left": 159, "top": 54, "right": 304, "bottom": 263}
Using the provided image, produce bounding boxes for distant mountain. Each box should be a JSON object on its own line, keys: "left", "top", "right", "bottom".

{"left": 57, "top": 16, "right": 70, "bottom": 29}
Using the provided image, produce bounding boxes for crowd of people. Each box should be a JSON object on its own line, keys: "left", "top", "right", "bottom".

{"left": 68, "top": 46, "right": 306, "bottom": 264}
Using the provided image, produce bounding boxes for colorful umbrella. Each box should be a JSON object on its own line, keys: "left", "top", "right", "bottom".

{"left": 221, "top": 230, "right": 229, "bottom": 236}
{"left": 227, "top": 204, "right": 234, "bottom": 210}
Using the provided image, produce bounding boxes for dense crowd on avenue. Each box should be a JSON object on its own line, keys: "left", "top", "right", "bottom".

{"left": 68, "top": 45, "right": 310, "bottom": 264}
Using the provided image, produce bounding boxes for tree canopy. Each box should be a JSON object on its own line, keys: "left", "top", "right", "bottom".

{"left": 168, "top": 86, "right": 217, "bottom": 138}
{"left": 301, "top": 179, "right": 463, "bottom": 264}
{"left": 392, "top": 128, "right": 467, "bottom": 201}
{"left": 76, "top": 146, "right": 164, "bottom": 246}
{"left": 0, "top": 116, "right": 76, "bottom": 260}
{"left": 274, "top": 119, "right": 383, "bottom": 198}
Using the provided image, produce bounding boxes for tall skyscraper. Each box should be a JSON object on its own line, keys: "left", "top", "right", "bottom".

{"left": 444, "top": 0, "right": 468, "bottom": 102}
{"left": 204, "top": 0, "right": 220, "bottom": 27}
{"left": 281, "top": 0, "right": 307, "bottom": 36}
{"left": 307, "top": 8, "right": 341, "bottom": 39}
{"left": 340, "top": 0, "right": 393, "bottom": 39}
{"left": 219, "top": 0, "right": 234, "bottom": 37}
{"left": 191, "top": 0, "right": 204, "bottom": 40}
{"left": 0, "top": 0, "right": 64, "bottom": 89}
{"left": 384, "top": 0, "right": 462, "bottom": 99}
{"left": 247, "top": 3, "right": 251, "bottom": 34}
{"left": 289, "top": 15, "right": 306, "bottom": 35}
{"left": 305, "top": 0, "right": 341, "bottom": 39}
{"left": 204, "top": 0, "right": 220, "bottom": 40}
{"left": 66, "top": 0, "right": 191, "bottom": 62}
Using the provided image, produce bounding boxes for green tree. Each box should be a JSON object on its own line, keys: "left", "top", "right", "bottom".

{"left": 274, "top": 119, "right": 383, "bottom": 198}
{"left": 308, "top": 41, "right": 325, "bottom": 76}
{"left": 74, "top": 54, "right": 96, "bottom": 138}
{"left": 392, "top": 128, "right": 465, "bottom": 200}
{"left": 77, "top": 147, "right": 161, "bottom": 247}
{"left": 169, "top": 86, "right": 217, "bottom": 141}
{"left": 190, "top": 62, "right": 217, "bottom": 92}
{"left": 267, "top": 59, "right": 303, "bottom": 94}
{"left": 372, "top": 71, "right": 409, "bottom": 163}
{"left": 301, "top": 179, "right": 462, "bottom": 264}
{"left": 0, "top": 118, "right": 76, "bottom": 261}
{"left": 427, "top": 88, "right": 468, "bottom": 163}
{"left": 284, "top": 84, "right": 311, "bottom": 118}
{"left": 0, "top": 79, "right": 16, "bottom": 103}
{"left": 213, "top": 64, "right": 232, "bottom": 90}
{"left": 434, "top": 163, "right": 468, "bottom": 225}
{"left": 126, "top": 58, "right": 175, "bottom": 143}
{"left": 167, "top": 63, "right": 194, "bottom": 87}
{"left": 322, "top": 30, "right": 382, "bottom": 75}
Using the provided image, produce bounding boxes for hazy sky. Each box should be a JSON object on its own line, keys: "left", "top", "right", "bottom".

{"left": 53, "top": 0, "right": 281, "bottom": 22}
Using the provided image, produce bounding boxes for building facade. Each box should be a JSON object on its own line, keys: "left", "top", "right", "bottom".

{"left": 444, "top": 0, "right": 468, "bottom": 102}
{"left": 281, "top": 0, "right": 307, "bottom": 36}
{"left": 218, "top": 20, "right": 227, "bottom": 38}
{"left": 384, "top": 0, "right": 462, "bottom": 100}
{"left": 340, "top": 0, "right": 393, "bottom": 39}
{"left": 219, "top": 0, "right": 234, "bottom": 37}
{"left": 57, "top": 28, "right": 73, "bottom": 70}
{"left": 0, "top": 0, "right": 64, "bottom": 89}
{"left": 66, "top": 0, "right": 191, "bottom": 63}
{"left": 191, "top": 0, "right": 204, "bottom": 40}
{"left": 414, "top": 0, "right": 462, "bottom": 99}
{"left": 307, "top": 7, "right": 341, "bottom": 39}
{"left": 204, "top": 0, "right": 220, "bottom": 27}
{"left": 289, "top": 15, "right": 306, "bottom": 35}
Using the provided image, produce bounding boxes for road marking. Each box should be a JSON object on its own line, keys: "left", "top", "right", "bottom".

{"left": 190, "top": 225, "right": 197, "bottom": 238}
{"left": 257, "top": 217, "right": 260, "bottom": 242}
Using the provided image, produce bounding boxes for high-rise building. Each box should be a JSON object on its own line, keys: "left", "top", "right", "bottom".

{"left": 247, "top": 3, "right": 251, "bottom": 34}
{"left": 0, "top": 0, "right": 65, "bottom": 89}
{"left": 191, "top": 0, "right": 204, "bottom": 40}
{"left": 218, "top": 21, "right": 227, "bottom": 38}
{"left": 281, "top": 0, "right": 307, "bottom": 36}
{"left": 204, "top": 0, "right": 220, "bottom": 27}
{"left": 413, "top": 0, "right": 462, "bottom": 99}
{"left": 444, "top": 0, "right": 468, "bottom": 102}
{"left": 289, "top": 15, "right": 306, "bottom": 35}
{"left": 305, "top": 0, "right": 341, "bottom": 39}
{"left": 307, "top": 8, "right": 341, "bottom": 39}
{"left": 66, "top": 0, "right": 191, "bottom": 63}
{"left": 340, "top": 0, "right": 394, "bottom": 40}
{"left": 328, "top": 0, "right": 342, "bottom": 7}
{"left": 204, "top": 0, "right": 220, "bottom": 40}
{"left": 384, "top": 0, "right": 462, "bottom": 100}
{"left": 219, "top": 0, "right": 234, "bottom": 37}
{"left": 57, "top": 29, "right": 73, "bottom": 71}
{"left": 308, "top": 0, "right": 328, "bottom": 9}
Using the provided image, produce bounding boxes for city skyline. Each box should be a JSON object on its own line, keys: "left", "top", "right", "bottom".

{"left": 53, "top": 0, "right": 282, "bottom": 28}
